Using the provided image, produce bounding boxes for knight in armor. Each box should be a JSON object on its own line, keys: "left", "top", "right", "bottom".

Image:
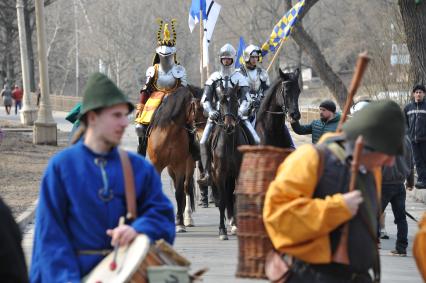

{"left": 134, "top": 19, "right": 192, "bottom": 157}
{"left": 238, "top": 44, "right": 270, "bottom": 124}
{"left": 197, "top": 43, "right": 260, "bottom": 186}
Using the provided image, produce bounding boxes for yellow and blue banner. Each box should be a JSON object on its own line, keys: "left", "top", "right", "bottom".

{"left": 261, "top": 0, "right": 305, "bottom": 58}
{"left": 235, "top": 36, "right": 246, "bottom": 68}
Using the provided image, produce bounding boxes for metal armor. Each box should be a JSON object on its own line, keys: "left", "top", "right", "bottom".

{"left": 145, "top": 63, "right": 187, "bottom": 91}
{"left": 200, "top": 69, "right": 259, "bottom": 146}
{"left": 198, "top": 44, "right": 260, "bottom": 186}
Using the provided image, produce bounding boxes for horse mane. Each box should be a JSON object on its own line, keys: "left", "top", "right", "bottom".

{"left": 150, "top": 87, "right": 192, "bottom": 129}
{"left": 257, "top": 78, "right": 282, "bottom": 122}
{"left": 187, "top": 84, "right": 204, "bottom": 100}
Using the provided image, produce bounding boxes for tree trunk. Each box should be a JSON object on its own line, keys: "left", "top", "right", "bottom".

{"left": 6, "top": 27, "right": 15, "bottom": 84}
{"left": 398, "top": 0, "right": 426, "bottom": 84}
{"left": 24, "top": 0, "right": 36, "bottom": 91}
{"left": 292, "top": 25, "right": 347, "bottom": 107}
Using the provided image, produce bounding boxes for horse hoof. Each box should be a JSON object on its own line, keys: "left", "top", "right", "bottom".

{"left": 176, "top": 225, "right": 186, "bottom": 233}
{"left": 219, "top": 235, "right": 229, "bottom": 240}
{"left": 231, "top": 226, "right": 238, "bottom": 235}
{"left": 184, "top": 219, "right": 194, "bottom": 227}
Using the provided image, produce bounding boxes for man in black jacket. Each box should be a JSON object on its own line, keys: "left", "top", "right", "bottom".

{"left": 404, "top": 84, "right": 426, "bottom": 189}
{"left": 381, "top": 135, "right": 414, "bottom": 256}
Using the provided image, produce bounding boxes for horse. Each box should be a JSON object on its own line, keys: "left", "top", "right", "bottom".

{"left": 209, "top": 83, "right": 250, "bottom": 240}
{"left": 147, "top": 87, "right": 197, "bottom": 233}
{"left": 256, "top": 68, "right": 301, "bottom": 148}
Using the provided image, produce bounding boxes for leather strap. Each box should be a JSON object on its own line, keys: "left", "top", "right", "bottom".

{"left": 118, "top": 149, "right": 137, "bottom": 220}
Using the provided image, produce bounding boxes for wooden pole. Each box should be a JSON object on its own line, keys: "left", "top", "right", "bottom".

{"left": 266, "top": 38, "right": 285, "bottom": 73}
{"left": 199, "top": 11, "right": 204, "bottom": 87}
{"left": 336, "top": 52, "right": 370, "bottom": 132}
{"left": 332, "top": 136, "right": 364, "bottom": 264}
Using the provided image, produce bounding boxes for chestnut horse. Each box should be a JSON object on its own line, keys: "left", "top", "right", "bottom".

{"left": 147, "top": 87, "right": 196, "bottom": 233}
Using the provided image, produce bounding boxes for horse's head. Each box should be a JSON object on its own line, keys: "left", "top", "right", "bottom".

{"left": 187, "top": 84, "right": 207, "bottom": 129}
{"left": 278, "top": 68, "right": 301, "bottom": 121}
{"left": 218, "top": 83, "right": 239, "bottom": 133}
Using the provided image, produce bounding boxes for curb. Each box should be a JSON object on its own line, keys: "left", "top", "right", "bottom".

{"left": 17, "top": 200, "right": 38, "bottom": 231}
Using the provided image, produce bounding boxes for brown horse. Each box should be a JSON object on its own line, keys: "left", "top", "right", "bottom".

{"left": 210, "top": 83, "right": 250, "bottom": 240}
{"left": 147, "top": 87, "right": 196, "bottom": 233}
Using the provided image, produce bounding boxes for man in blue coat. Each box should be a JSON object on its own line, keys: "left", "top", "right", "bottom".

{"left": 30, "top": 73, "right": 175, "bottom": 282}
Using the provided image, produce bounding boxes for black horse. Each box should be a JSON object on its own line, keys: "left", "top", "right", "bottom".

{"left": 256, "top": 68, "right": 301, "bottom": 148}
{"left": 209, "top": 84, "right": 249, "bottom": 240}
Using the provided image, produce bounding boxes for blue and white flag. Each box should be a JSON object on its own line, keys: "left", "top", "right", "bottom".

{"left": 235, "top": 36, "right": 246, "bottom": 68}
{"left": 202, "top": 0, "right": 221, "bottom": 67}
{"left": 188, "top": 0, "right": 207, "bottom": 33}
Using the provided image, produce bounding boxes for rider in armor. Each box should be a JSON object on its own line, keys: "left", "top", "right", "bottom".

{"left": 198, "top": 43, "right": 260, "bottom": 186}
{"left": 135, "top": 19, "right": 190, "bottom": 157}
{"left": 238, "top": 44, "right": 270, "bottom": 125}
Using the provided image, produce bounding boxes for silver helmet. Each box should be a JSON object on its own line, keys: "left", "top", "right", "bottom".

{"left": 219, "top": 43, "right": 236, "bottom": 77}
{"left": 243, "top": 44, "right": 261, "bottom": 63}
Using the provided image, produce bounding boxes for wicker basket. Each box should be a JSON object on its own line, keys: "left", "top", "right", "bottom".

{"left": 235, "top": 145, "right": 293, "bottom": 279}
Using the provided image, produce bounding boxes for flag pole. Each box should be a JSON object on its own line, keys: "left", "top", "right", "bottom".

{"left": 266, "top": 38, "right": 285, "bottom": 73}
{"left": 199, "top": 11, "right": 204, "bottom": 87}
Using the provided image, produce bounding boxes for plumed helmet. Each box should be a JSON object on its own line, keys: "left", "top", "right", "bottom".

{"left": 79, "top": 73, "right": 134, "bottom": 119}
{"left": 219, "top": 43, "right": 236, "bottom": 62}
{"left": 243, "top": 44, "right": 261, "bottom": 62}
{"left": 155, "top": 19, "right": 177, "bottom": 57}
{"left": 343, "top": 100, "right": 405, "bottom": 155}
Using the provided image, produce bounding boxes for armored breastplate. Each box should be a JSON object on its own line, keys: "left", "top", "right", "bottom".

{"left": 246, "top": 68, "right": 261, "bottom": 94}
{"left": 155, "top": 68, "right": 178, "bottom": 90}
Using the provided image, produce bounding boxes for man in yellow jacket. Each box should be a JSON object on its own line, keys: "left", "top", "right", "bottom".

{"left": 264, "top": 100, "right": 405, "bottom": 283}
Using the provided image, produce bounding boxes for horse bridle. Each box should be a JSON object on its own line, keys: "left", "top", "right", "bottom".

{"left": 266, "top": 81, "right": 290, "bottom": 116}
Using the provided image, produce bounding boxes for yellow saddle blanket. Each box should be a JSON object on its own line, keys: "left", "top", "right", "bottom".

{"left": 135, "top": 91, "right": 167, "bottom": 125}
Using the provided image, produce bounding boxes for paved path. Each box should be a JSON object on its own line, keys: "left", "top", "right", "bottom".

{"left": 1, "top": 108, "right": 424, "bottom": 282}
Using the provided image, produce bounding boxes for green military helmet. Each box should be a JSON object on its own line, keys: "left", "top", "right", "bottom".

{"left": 343, "top": 100, "right": 405, "bottom": 155}
{"left": 79, "top": 72, "right": 134, "bottom": 119}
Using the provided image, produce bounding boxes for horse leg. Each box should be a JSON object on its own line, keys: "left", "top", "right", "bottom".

{"left": 226, "top": 176, "right": 237, "bottom": 235}
{"left": 175, "top": 176, "right": 186, "bottom": 233}
{"left": 218, "top": 178, "right": 228, "bottom": 240}
{"left": 184, "top": 161, "right": 195, "bottom": 227}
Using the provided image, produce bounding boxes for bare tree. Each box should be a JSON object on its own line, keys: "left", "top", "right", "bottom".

{"left": 398, "top": 0, "right": 426, "bottom": 84}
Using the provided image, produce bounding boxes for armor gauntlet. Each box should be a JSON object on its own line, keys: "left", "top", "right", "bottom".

{"left": 238, "top": 86, "right": 251, "bottom": 118}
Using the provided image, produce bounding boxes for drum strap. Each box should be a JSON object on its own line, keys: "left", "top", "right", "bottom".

{"left": 118, "top": 149, "right": 137, "bottom": 221}
{"left": 78, "top": 249, "right": 112, "bottom": 256}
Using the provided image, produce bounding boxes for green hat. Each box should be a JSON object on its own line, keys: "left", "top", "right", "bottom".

{"left": 343, "top": 100, "right": 405, "bottom": 155}
{"left": 79, "top": 73, "right": 134, "bottom": 119}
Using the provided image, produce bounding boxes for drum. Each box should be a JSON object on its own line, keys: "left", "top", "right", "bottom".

{"left": 84, "top": 235, "right": 190, "bottom": 283}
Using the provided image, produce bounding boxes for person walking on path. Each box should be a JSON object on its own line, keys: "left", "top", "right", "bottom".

{"left": 30, "top": 73, "right": 175, "bottom": 282}
{"left": 12, "top": 85, "right": 23, "bottom": 115}
{"left": 380, "top": 134, "right": 414, "bottom": 256}
{"left": 404, "top": 84, "right": 426, "bottom": 189}
{"left": 1, "top": 84, "right": 13, "bottom": 115}
{"left": 290, "top": 99, "right": 341, "bottom": 144}
{"left": 264, "top": 100, "right": 405, "bottom": 283}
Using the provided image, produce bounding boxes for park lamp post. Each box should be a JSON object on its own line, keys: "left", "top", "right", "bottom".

{"left": 33, "top": 0, "right": 57, "bottom": 145}
{"left": 16, "top": 0, "right": 37, "bottom": 125}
